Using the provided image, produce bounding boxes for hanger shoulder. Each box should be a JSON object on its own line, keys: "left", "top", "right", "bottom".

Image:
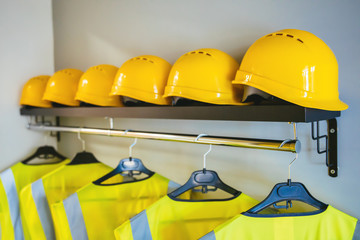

{"left": 168, "top": 169, "right": 240, "bottom": 198}
{"left": 247, "top": 181, "right": 327, "bottom": 214}
{"left": 22, "top": 145, "right": 66, "bottom": 164}
{"left": 93, "top": 157, "right": 154, "bottom": 185}
{"left": 118, "top": 157, "right": 154, "bottom": 175}
{"left": 67, "top": 151, "right": 100, "bottom": 165}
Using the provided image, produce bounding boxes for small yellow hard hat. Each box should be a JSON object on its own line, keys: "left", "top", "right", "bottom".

{"left": 233, "top": 29, "right": 348, "bottom": 111}
{"left": 20, "top": 75, "right": 52, "bottom": 108}
{"left": 75, "top": 64, "right": 123, "bottom": 107}
{"left": 110, "top": 55, "right": 171, "bottom": 105}
{"left": 43, "top": 69, "right": 83, "bottom": 106}
{"left": 164, "top": 48, "right": 247, "bottom": 105}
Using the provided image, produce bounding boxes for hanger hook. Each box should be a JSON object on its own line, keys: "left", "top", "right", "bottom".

{"left": 129, "top": 138, "right": 137, "bottom": 158}
{"left": 77, "top": 128, "right": 86, "bottom": 151}
{"left": 195, "top": 134, "right": 210, "bottom": 171}
{"left": 203, "top": 144, "right": 212, "bottom": 170}
{"left": 287, "top": 122, "right": 299, "bottom": 180}
{"left": 195, "top": 133, "right": 208, "bottom": 142}
{"left": 288, "top": 153, "right": 298, "bottom": 180}
{"left": 106, "top": 117, "right": 114, "bottom": 136}
{"left": 123, "top": 129, "right": 131, "bottom": 136}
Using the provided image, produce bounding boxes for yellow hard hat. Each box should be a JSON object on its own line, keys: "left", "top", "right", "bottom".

{"left": 110, "top": 55, "right": 171, "bottom": 105}
{"left": 43, "top": 69, "right": 83, "bottom": 106}
{"left": 75, "top": 64, "right": 123, "bottom": 107}
{"left": 233, "top": 29, "right": 348, "bottom": 111}
{"left": 164, "top": 48, "right": 247, "bottom": 105}
{"left": 20, "top": 75, "right": 52, "bottom": 108}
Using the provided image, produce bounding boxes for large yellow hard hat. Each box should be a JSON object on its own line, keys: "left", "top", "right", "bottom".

{"left": 233, "top": 29, "right": 348, "bottom": 111}
{"left": 75, "top": 64, "right": 123, "bottom": 107}
{"left": 20, "top": 75, "right": 52, "bottom": 108}
{"left": 164, "top": 48, "right": 247, "bottom": 105}
{"left": 110, "top": 55, "right": 171, "bottom": 105}
{"left": 43, "top": 69, "right": 83, "bottom": 106}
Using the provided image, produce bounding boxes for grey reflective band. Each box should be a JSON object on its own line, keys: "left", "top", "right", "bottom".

{"left": 31, "top": 179, "right": 55, "bottom": 240}
{"left": 353, "top": 220, "right": 360, "bottom": 240}
{"left": 200, "top": 231, "right": 216, "bottom": 240}
{"left": 167, "top": 180, "right": 180, "bottom": 193}
{"left": 0, "top": 168, "right": 24, "bottom": 240}
{"left": 64, "top": 193, "right": 89, "bottom": 240}
{"left": 130, "top": 210, "right": 152, "bottom": 240}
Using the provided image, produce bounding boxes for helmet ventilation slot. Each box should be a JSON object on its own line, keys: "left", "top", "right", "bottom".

{"left": 61, "top": 70, "right": 72, "bottom": 76}
{"left": 93, "top": 66, "right": 104, "bottom": 71}
{"left": 186, "top": 51, "right": 212, "bottom": 57}
{"left": 267, "top": 33, "right": 304, "bottom": 43}
{"left": 133, "top": 57, "right": 154, "bottom": 63}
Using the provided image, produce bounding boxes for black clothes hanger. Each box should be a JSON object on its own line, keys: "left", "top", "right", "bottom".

{"left": 246, "top": 179, "right": 328, "bottom": 214}
{"left": 22, "top": 145, "right": 67, "bottom": 164}
{"left": 93, "top": 157, "right": 154, "bottom": 185}
{"left": 168, "top": 169, "right": 240, "bottom": 198}
{"left": 66, "top": 130, "right": 100, "bottom": 165}
{"left": 67, "top": 151, "right": 100, "bottom": 165}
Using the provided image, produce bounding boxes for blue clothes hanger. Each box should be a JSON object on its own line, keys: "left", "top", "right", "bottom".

{"left": 168, "top": 168, "right": 240, "bottom": 198}
{"left": 247, "top": 125, "right": 327, "bottom": 214}
{"left": 93, "top": 137, "right": 154, "bottom": 185}
{"left": 169, "top": 137, "right": 240, "bottom": 198}
{"left": 246, "top": 179, "right": 327, "bottom": 213}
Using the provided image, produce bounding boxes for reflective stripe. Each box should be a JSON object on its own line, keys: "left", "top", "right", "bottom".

{"left": 167, "top": 180, "right": 180, "bottom": 193}
{"left": 63, "top": 193, "right": 88, "bottom": 240}
{"left": 200, "top": 231, "right": 216, "bottom": 240}
{"left": 0, "top": 168, "right": 24, "bottom": 240}
{"left": 353, "top": 220, "right": 360, "bottom": 240}
{"left": 31, "top": 179, "right": 55, "bottom": 240}
{"left": 130, "top": 210, "right": 152, "bottom": 240}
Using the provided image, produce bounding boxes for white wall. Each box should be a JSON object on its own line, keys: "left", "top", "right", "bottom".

{"left": 53, "top": 0, "right": 360, "bottom": 218}
{"left": 0, "top": 0, "right": 55, "bottom": 170}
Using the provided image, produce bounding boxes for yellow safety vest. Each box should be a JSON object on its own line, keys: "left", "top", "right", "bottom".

{"left": 19, "top": 162, "right": 120, "bottom": 240}
{"left": 51, "top": 173, "right": 182, "bottom": 240}
{"left": 0, "top": 160, "right": 69, "bottom": 240}
{"left": 114, "top": 193, "right": 258, "bottom": 240}
{"left": 200, "top": 205, "right": 359, "bottom": 240}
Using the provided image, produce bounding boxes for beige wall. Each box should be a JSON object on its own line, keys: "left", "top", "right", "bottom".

{"left": 0, "top": 0, "right": 55, "bottom": 170}
{"left": 53, "top": 0, "right": 360, "bottom": 218}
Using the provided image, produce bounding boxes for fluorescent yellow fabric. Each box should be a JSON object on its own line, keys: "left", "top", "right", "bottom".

{"left": 51, "top": 173, "right": 184, "bottom": 240}
{"left": 0, "top": 160, "right": 69, "bottom": 240}
{"left": 19, "top": 162, "right": 117, "bottom": 240}
{"left": 114, "top": 193, "right": 258, "bottom": 240}
{"left": 201, "top": 205, "right": 359, "bottom": 240}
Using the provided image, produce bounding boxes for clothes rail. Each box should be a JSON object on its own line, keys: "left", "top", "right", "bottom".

{"left": 27, "top": 124, "right": 301, "bottom": 153}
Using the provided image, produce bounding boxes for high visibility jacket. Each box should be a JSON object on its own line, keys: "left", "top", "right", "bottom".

{"left": 51, "top": 173, "right": 183, "bottom": 240}
{"left": 19, "top": 162, "right": 120, "bottom": 240}
{"left": 200, "top": 205, "right": 360, "bottom": 240}
{"left": 0, "top": 160, "right": 69, "bottom": 240}
{"left": 114, "top": 193, "right": 258, "bottom": 240}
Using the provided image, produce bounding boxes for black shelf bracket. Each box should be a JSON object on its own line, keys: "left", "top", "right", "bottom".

{"left": 311, "top": 118, "right": 338, "bottom": 177}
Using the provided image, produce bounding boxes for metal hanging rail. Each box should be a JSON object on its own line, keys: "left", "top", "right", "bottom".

{"left": 27, "top": 124, "right": 301, "bottom": 153}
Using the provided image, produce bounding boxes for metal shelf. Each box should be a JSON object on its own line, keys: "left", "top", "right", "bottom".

{"left": 20, "top": 105, "right": 340, "bottom": 122}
